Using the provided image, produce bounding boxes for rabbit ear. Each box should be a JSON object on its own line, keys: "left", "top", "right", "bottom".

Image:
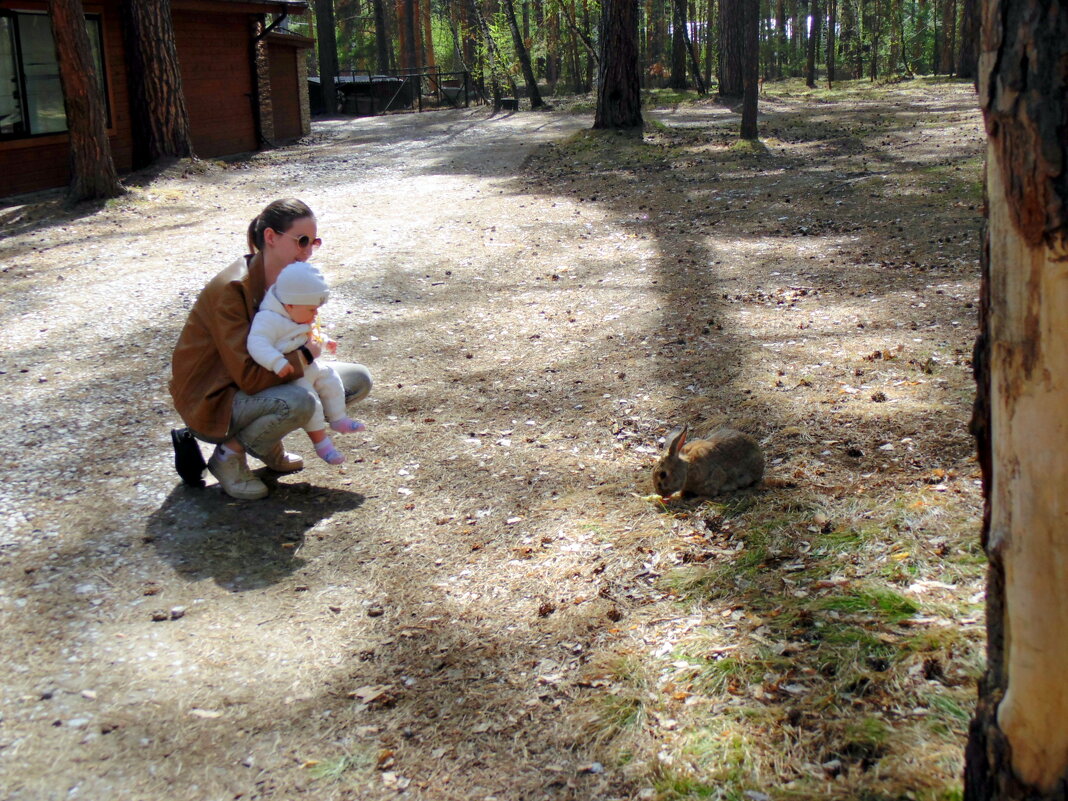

{"left": 665, "top": 425, "right": 688, "bottom": 456}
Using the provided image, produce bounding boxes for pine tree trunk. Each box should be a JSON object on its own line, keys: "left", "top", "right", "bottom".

{"left": 402, "top": 0, "right": 419, "bottom": 69}
{"left": 718, "top": 0, "right": 745, "bottom": 96}
{"left": 938, "top": 0, "right": 955, "bottom": 73}
{"left": 593, "top": 0, "right": 642, "bottom": 128}
{"left": 965, "top": 2, "right": 1068, "bottom": 799}
{"left": 669, "top": 0, "right": 688, "bottom": 88}
{"left": 422, "top": 0, "right": 436, "bottom": 69}
{"left": 48, "top": 0, "right": 123, "bottom": 201}
{"left": 869, "top": 0, "right": 881, "bottom": 80}
{"left": 504, "top": 0, "right": 546, "bottom": 106}
{"left": 373, "top": 0, "right": 391, "bottom": 72}
{"left": 956, "top": 0, "right": 978, "bottom": 79}
{"left": 774, "top": 0, "right": 786, "bottom": 78}
{"left": 825, "top": 0, "right": 836, "bottom": 86}
{"left": 805, "top": 0, "right": 820, "bottom": 87}
{"left": 119, "top": 0, "right": 193, "bottom": 168}
{"left": 739, "top": 0, "right": 758, "bottom": 138}
{"left": 315, "top": 0, "right": 340, "bottom": 110}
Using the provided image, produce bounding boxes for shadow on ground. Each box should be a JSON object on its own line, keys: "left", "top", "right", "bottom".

{"left": 146, "top": 478, "right": 365, "bottom": 591}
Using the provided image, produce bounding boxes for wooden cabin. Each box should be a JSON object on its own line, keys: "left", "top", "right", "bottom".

{"left": 0, "top": 0, "right": 313, "bottom": 198}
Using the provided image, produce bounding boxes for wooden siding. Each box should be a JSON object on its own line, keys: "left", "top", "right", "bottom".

{"left": 172, "top": 10, "right": 257, "bottom": 158}
{"left": 268, "top": 43, "right": 301, "bottom": 142}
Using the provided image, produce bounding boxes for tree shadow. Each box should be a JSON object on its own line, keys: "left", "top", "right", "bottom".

{"left": 146, "top": 477, "right": 365, "bottom": 592}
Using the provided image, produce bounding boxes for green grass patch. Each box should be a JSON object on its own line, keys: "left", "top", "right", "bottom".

{"left": 814, "top": 584, "right": 919, "bottom": 623}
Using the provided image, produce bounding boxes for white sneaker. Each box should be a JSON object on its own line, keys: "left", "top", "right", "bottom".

{"left": 207, "top": 451, "right": 269, "bottom": 500}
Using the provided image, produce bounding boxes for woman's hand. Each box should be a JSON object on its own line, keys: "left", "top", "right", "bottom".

{"left": 305, "top": 338, "right": 323, "bottom": 360}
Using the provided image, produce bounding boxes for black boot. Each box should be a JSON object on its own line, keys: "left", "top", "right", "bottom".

{"left": 171, "top": 427, "right": 207, "bottom": 487}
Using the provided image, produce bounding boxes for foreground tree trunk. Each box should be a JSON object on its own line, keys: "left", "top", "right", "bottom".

{"left": 120, "top": 0, "right": 194, "bottom": 168}
{"left": 593, "top": 0, "right": 641, "bottom": 128}
{"left": 717, "top": 0, "right": 744, "bottom": 97}
{"left": 964, "top": 3, "right": 1068, "bottom": 800}
{"left": 49, "top": 0, "right": 123, "bottom": 201}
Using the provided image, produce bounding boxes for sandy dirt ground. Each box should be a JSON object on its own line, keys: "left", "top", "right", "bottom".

{"left": 0, "top": 81, "right": 985, "bottom": 801}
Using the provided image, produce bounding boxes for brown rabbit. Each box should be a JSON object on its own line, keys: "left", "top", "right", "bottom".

{"left": 652, "top": 424, "right": 764, "bottom": 499}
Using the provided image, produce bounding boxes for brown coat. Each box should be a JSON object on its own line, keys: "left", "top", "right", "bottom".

{"left": 170, "top": 254, "right": 305, "bottom": 440}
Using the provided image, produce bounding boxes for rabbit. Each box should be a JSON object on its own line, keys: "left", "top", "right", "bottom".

{"left": 652, "top": 423, "right": 764, "bottom": 499}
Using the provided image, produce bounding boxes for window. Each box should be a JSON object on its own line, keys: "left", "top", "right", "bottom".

{"left": 0, "top": 10, "right": 107, "bottom": 139}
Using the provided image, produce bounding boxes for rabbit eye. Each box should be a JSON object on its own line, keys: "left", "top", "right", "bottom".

{"left": 658, "top": 471, "right": 668, "bottom": 479}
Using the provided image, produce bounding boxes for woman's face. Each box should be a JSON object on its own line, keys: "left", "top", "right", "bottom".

{"left": 267, "top": 216, "right": 320, "bottom": 264}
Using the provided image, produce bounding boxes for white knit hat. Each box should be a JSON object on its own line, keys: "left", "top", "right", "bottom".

{"left": 274, "top": 261, "right": 330, "bottom": 306}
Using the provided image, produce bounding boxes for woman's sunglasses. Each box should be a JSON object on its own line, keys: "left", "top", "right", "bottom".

{"left": 276, "top": 230, "right": 323, "bottom": 250}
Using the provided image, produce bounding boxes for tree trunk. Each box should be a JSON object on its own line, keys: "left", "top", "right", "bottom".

{"left": 48, "top": 0, "right": 123, "bottom": 201}
{"left": 669, "top": 0, "right": 688, "bottom": 87}
{"left": 593, "top": 0, "right": 642, "bottom": 128}
{"left": 119, "top": 0, "right": 194, "bottom": 168}
{"left": 825, "top": 0, "right": 836, "bottom": 86}
{"left": 718, "top": 0, "right": 745, "bottom": 96}
{"left": 964, "top": 2, "right": 1068, "bottom": 799}
{"left": 869, "top": 0, "right": 880, "bottom": 80}
{"left": 938, "top": 0, "right": 955, "bottom": 73}
{"left": 401, "top": 0, "right": 419, "bottom": 69}
{"left": 739, "top": 0, "right": 758, "bottom": 138}
{"left": 704, "top": 0, "right": 714, "bottom": 84}
{"left": 373, "top": 0, "right": 391, "bottom": 72}
{"left": 422, "top": 0, "right": 436, "bottom": 70}
{"left": 956, "top": 0, "right": 978, "bottom": 80}
{"left": 315, "top": 0, "right": 340, "bottom": 110}
{"left": 504, "top": 0, "right": 546, "bottom": 107}
{"left": 775, "top": 0, "right": 786, "bottom": 78}
{"left": 805, "top": 0, "right": 819, "bottom": 87}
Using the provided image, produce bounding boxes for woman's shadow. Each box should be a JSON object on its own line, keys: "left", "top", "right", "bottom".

{"left": 145, "top": 474, "right": 365, "bottom": 592}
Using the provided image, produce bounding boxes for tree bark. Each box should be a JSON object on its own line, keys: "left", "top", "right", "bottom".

{"left": 717, "top": 0, "right": 745, "bottom": 97}
{"left": 504, "top": 0, "right": 546, "bottom": 107}
{"left": 593, "top": 0, "right": 642, "bottom": 128}
{"left": 401, "top": 0, "right": 419, "bottom": 69}
{"left": 965, "top": 2, "right": 1068, "bottom": 799}
{"left": 372, "top": 0, "right": 391, "bottom": 72}
{"left": 315, "top": 0, "right": 340, "bottom": 110}
{"left": 422, "top": 0, "right": 436, "bottom": 70}
{"left": 48, "top": 0, "right": 123, "bottom": 201}
{"left": 739, "top": 0, "right": 758, "bottom": 138}
{"left": 805, "top": 0, "right": 820, "bottom": 87}
{"left": 825, "top": 0, "right": 836, "bottom": 86}
{"left": 669, "top": 0, "right": 688, "bottom": 88}
{"left": 938, "top": 0, "right": 955, "bottom": 74}
{"left": 120, "top": 0, "right": 194, "bottom": 168}
{"left": 956, "top": 0, "right": 978, "bottom": 80}
{"left": 774, "top": 0, "right": 786, "bottom": 78}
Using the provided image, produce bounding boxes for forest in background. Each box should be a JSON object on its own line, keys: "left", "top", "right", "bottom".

{"left": 294, "top": 0, "right": 978, "bottom": 102}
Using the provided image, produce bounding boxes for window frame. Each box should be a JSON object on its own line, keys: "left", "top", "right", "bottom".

{"left": 0, "top": 7, "right": 111, "bottom": 142}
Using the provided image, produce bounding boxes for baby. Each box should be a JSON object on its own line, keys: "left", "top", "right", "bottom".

{"left": 247, "top": 261, "right": 365, "bottom": 464}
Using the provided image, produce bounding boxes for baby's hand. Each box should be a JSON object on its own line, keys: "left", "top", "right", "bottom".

{"left": 325, "top": 338, "right": 338, "bottom": 355}
{"left": 277, "top": 363, "right": 295, "bottom": 379}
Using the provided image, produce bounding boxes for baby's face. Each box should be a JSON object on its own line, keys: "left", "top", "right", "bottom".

{"left": 285, "top": 303, "right": 319, "bottom": 324}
